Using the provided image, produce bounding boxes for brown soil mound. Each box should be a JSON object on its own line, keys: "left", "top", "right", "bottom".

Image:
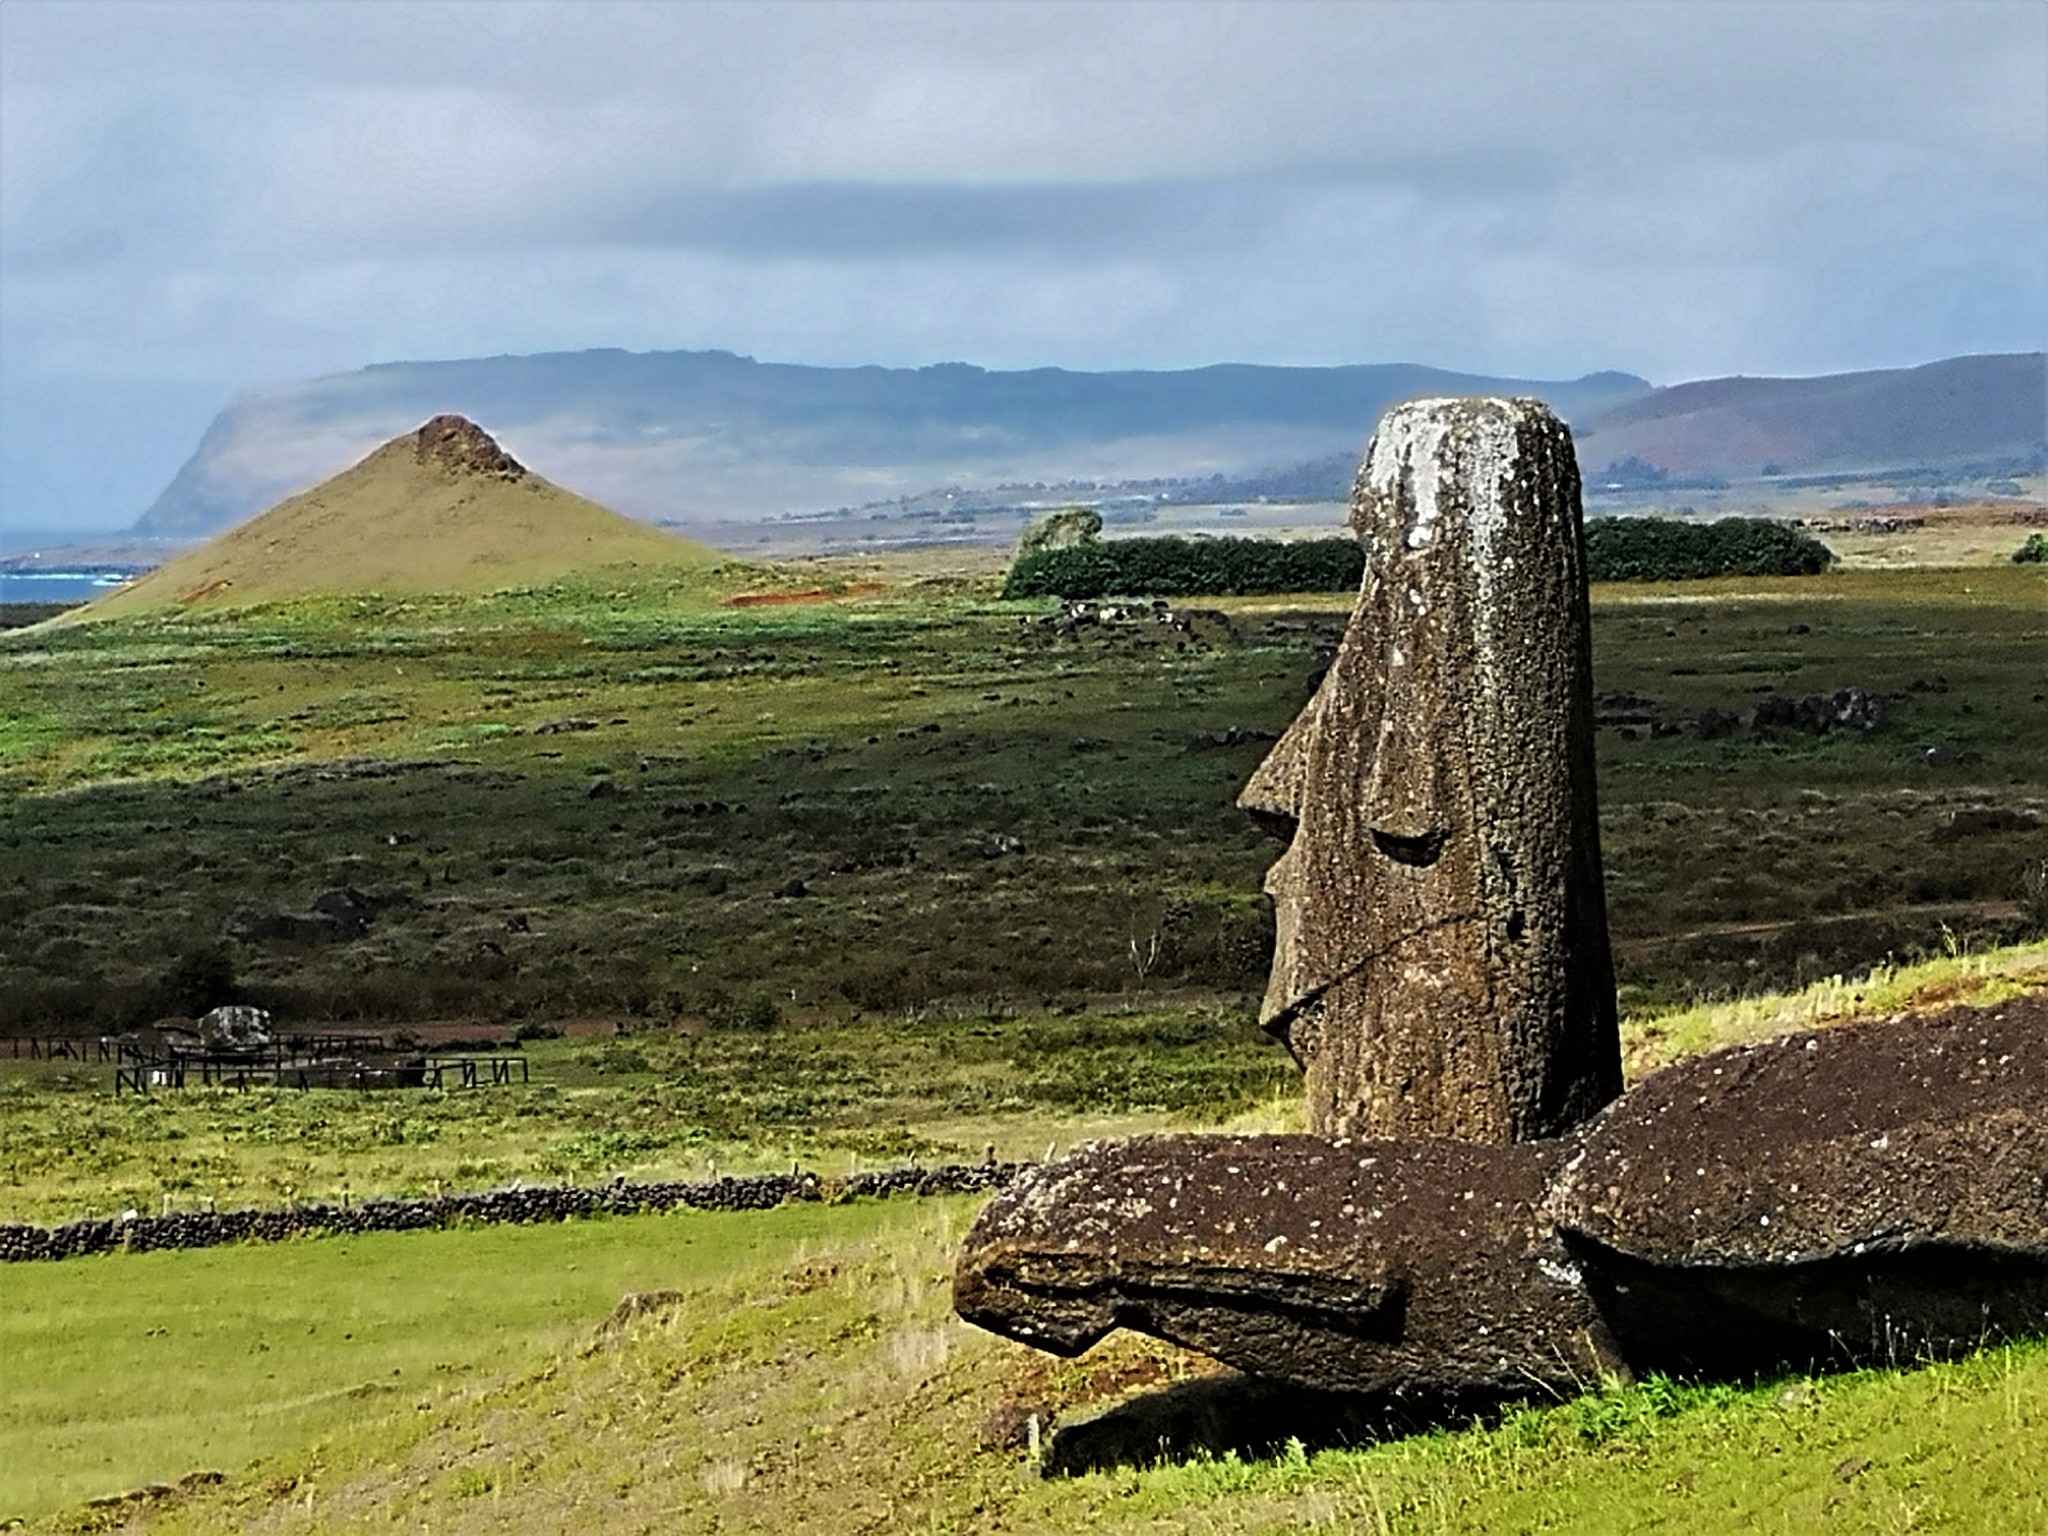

{"left": 414, "top": 414, "right": 525, "bottom": 480}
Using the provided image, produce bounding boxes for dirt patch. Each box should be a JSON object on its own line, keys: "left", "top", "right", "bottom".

{"left": 724, "top": 583, "right": 886, "bottom": 608}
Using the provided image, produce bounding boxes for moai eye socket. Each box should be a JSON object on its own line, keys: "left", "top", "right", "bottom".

{"left": 1370, "top": 827, "right": 1446, "bottom": 866}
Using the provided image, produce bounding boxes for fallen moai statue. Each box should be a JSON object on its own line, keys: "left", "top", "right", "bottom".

{"left": 956, "top": 1002, "right": 2048, "bottom": 1393}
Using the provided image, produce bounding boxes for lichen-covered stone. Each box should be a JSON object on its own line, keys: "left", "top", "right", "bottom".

{"left": 957, "top": 1001, "right": 2048, "bottom": 1393}
{"left": 1242, "top": 397, "right": 1619, "bottom": 1142}
{"left": 953, "top": 1133, "right": 1621, "bottom": 1396}
{"left": 1549, "top": 1000, "right": 2048, "bottom": 1376}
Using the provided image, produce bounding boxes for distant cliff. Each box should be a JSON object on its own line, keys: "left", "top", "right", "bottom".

{"left": 131, "top": 352, "right": 1651, "bottom": 537}
{"left": 132, "top": 349, "right": 2044, "bottom": 539}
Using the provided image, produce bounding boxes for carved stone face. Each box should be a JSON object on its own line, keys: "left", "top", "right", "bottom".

{"left": 1240, "top": 397, "right": 1620, "bottom": 1143}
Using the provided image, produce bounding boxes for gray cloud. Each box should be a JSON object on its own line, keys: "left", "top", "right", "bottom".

{"left": 1, "top": 0, "right": 2042, "bottom": 531}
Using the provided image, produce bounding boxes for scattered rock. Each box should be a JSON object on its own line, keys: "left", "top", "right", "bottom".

{"left": 224, "top": 908, "right": 348, "bottom": 943}
{"left": 1797, "top": 514, "right": 1925, "bottom": 534}
{"left": 1693, "top": 707, "right": 1741, "bottom": 739}
{"left": 1930, "top": 806, "right": 2040, "bottom": 841}
{"left": 225, "top": 887, "right": 407, "bottom": 943}
{"left": 413, "top": 414, "right": 525, "bottom": 480}
{"left": 197, "top": 1005, "right": 273, "bottom": 1052}
{"left": 1749, "top": 688, "right": 1885, "bottom": 735}
{"left": 1188, "top": 726, "right": 1281, "bottom": 750}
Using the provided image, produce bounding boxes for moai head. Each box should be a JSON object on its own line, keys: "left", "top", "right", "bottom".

{"left": 1241, "top": 397, "right": 1620, "bottom": 1143}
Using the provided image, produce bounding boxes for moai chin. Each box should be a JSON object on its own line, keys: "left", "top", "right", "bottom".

{"left": 1241, "top": 397, "right": 1620, "bottom": 1142}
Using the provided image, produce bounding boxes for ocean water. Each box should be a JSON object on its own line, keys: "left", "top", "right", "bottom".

{"left": 0, "top": 571, "right": 130, "bottom": 605}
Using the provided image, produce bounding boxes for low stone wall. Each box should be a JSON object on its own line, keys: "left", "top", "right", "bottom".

{"left": 0, "top": 1161, "right": 1028, "bottom": 1264}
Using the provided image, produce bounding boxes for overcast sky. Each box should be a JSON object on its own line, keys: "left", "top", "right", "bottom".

{"left": 3, "top": 0, "right": 2044, "bottom": 533}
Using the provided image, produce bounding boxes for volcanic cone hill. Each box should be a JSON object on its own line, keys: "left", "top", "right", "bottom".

{"left": 82, "top": 415, "right": 722, "bottom": 618}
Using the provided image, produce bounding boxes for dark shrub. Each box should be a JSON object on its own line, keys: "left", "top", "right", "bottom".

{"left": 1583, "top": 517, "right": 1834, "bottom": 582}
{"left": 1003, "top": 536, "right": 1364, "bottom": 599}
{"left": 164, "top": 944, "right": 238, "bottom": 1016}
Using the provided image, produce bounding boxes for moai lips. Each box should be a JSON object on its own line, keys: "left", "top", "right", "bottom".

{"left": 1242, "top": 397, "right": 1620, "bottom": 1143}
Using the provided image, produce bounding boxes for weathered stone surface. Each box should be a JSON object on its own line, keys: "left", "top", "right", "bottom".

{"left": 957, "top": 1001, "right": 2048, "bottom": 1392}
{"left": 414, "top": 413, "right": 526, "bottom": 480}
{"left": 1242, "top": 397, "right": 1619, "bottom": 1142}
{"left": 954, "top": 1133, "right": 1620, "bottom": 1396}
{"left": 196, "top": 1004, "right": 272, "bottom": 1051}
{"left": 1550, "top": 1001, "right": 2048, "bottom": 1376}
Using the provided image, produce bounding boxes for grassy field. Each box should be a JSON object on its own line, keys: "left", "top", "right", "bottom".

{"left": 8, "top": 941, "right": 2048, "bottom": 1230}
{"left": 2, "top": 546, "right": 2045, "bottom": 1529}
{"left": 0, "top": 1004, "right": 1293, "bottom": 1226}
{"left": 10, "top": 940, "right": 2048, "bottom": 1535}
{"left": 0, "top": 1199, "right": 936, "bottom": 1524}
{"left": 1, "top": 563, "right": 2042, "bottom": 1041}
{"left": 22, "top": 1230, "right": 2048, "bottom": 1535}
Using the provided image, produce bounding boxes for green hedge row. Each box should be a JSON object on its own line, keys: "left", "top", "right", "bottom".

{"left": 1002, "top": 517, "right": 1834, "bottom": 599}
{"left": 1002, "top": 536, "right": 1364, "bottom": 599}
{"left": 1583, "top": 517, "right": 1834, "bottom": 581}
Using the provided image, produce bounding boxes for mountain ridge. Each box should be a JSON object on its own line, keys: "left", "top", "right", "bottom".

{"left": 132, "top": 349, "right": 2044, "bottom": 540}
{"left": 131, "top": 352, "right": 1652, "bottom": 538}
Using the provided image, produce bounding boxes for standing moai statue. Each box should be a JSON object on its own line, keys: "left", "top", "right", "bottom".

{"left": 1241, "top": 397, "right": 1620, "bottom": 1141}
{"left": 957, "top": 398, "right": 2048, "bottom": 1409}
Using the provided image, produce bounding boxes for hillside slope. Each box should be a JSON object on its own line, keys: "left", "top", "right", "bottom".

{"left": 87, "top": 415, "right": 720, "bottom": 616}
{"left": 1573, "top": 352, "right": 2046, "bottom": 476}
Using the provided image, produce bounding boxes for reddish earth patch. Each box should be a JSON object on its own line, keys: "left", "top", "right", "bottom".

{"left": 179, "top": 579, "right": 232, "bottom": 603}
{"left": 1870, "top": 500, "right": 2044, "bottom": 525}
{"left": 723, "top": 582, "right": 886, "bottom": 608}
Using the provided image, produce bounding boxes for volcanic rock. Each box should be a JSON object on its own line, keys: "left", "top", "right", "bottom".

{"left": 1748, "top": 687, "right": 1885, "bottom": 735}
{"left": 1550, "top": 1003, "right": 2048, "bottom": 1377}
{"left": 1240, "top": 396, "right": 1619, "bottom": 1142}
{"left": 413, "top": 413, "right": 525, "bottom": 480}
{"left": 197, "top": 1005, "right": 273, "bottom": 1051}
{"left": 958, "top": 1003, "right": 2048, "bottom": 1393}
{"left": 954, "top": 1132, "right": 1616, "bottom": 1396}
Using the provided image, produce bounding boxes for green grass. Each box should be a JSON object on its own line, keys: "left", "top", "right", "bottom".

{"left": 0, "top": 1199, "right": 934, "bottom": 1526}
{"left": 0, "top": 1005, "right": 1293, "bottom": 1225}
{"left": 32, "top": 1197, "right": 2043, "bottom": 1536}
{"left": 4, "top": 560, "right": 2047, "bottom": 1530}
{"left": 7, "top": 939, "right": 2044, "bottom": 1229}
{"left": 2, "top": 954, "right": 2041, "bottom": 1530}
{"left": 1, "top": 565, "right": 2043, "bottom": 1036}
{"left": 1129, "top": 1346, "right": 2048, "bottom": 1534}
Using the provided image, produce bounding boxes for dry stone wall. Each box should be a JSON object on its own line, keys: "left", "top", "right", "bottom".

{"left": 0, "top": 1160, "right": 1025, "bottom": 1264}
